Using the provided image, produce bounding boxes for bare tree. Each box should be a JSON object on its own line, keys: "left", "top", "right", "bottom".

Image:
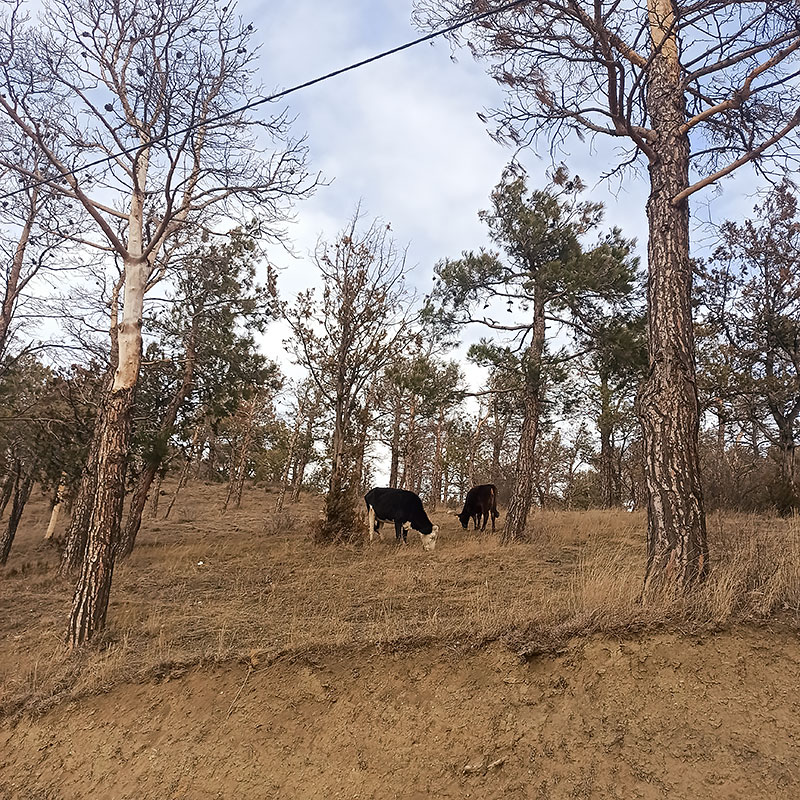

{"left": 285, "top": 214, "right": 417, "bottom": 543}
{"left": 224, "top": 389, "right": 272, "bottom": 510}
{"left": 702, "top": 180, "right": 800, "bottom": 512}
{"left": 415, "top": 0, "right": 800, "bottom": 591}
{"left": 0, "top": 0, "right": 314, "bottom": 644}
{"left": 0, "top": 139, "right": 81, "bottom": 361}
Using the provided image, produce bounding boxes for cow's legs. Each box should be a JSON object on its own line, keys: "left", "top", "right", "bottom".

{"left": 480, "top": 510, "right": 488, "bottom": 531}
{"left": 491, "top": 511, "right": 496, "bottom": 532}
{"left": 394, "top": 520, "right": 411, "bottom": 544}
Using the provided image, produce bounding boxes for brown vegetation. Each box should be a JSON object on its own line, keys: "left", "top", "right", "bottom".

{"left": 2, "top": 482, "right": 799, "bottom": 719}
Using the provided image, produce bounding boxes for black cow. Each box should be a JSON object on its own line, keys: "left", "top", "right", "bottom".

{"left": 457, "top": 484, "right": 500, "bottom": 532}
{"left": 364, "top": 487, "right": 439, "bottom": 551}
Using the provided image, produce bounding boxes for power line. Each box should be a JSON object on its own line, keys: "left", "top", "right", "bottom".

{"left": 0, "top": 0, "right": 528, "bottom": 202}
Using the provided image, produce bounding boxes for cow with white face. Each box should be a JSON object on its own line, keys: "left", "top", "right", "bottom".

{"left": 364, "top": 487, "right": 439, "bottom": 551}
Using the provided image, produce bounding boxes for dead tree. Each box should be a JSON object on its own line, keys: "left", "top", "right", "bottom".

{"left": 224, "top": 391, "right": 263, "bottom": 511}
{"left": 285, "top": 213, "right": 416, "bottom": 543}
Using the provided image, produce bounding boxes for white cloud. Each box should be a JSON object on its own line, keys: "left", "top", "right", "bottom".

{"left": 245, "top": 0, "right": 769, "bottom": 397}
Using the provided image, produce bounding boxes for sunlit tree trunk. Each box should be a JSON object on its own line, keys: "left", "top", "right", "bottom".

{"left": 44, "top": 476, "right": 66, "bottom": 540}
{"left": 639, "top": 0, "right": 708, "bottom": 595}
{"left": 59, "top": 280, "right": 121, "bottom": 577}
{"left": 67, "top": 246, "right": 147, "bottom": 646}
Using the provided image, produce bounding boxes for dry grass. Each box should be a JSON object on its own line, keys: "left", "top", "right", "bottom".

{"left": 1, "top": 484, "right": 799, "bottom": 717}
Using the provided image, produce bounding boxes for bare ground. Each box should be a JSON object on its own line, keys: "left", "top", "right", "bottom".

{"left": 1, "top": 483, "right": 800, "bottom": 798}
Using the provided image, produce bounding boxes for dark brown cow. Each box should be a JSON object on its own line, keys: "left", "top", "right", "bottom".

{"left": 457, "top": 484, "right": 500, "bottom": 532}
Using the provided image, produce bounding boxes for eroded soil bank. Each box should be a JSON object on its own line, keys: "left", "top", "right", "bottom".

{"left": 2, "top": 627, "right": 799, "bottom": 799}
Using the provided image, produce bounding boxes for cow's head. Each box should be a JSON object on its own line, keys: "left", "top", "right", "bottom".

{"left": 456, "top": 510, "right": 471, "bottom": 530}
{"left": 419, "top": 524, "right": 439, "bottom": 552}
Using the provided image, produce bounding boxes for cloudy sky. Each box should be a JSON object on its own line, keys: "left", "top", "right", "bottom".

{"left": 241, "top": 0, "right": 764, "bottom": 385}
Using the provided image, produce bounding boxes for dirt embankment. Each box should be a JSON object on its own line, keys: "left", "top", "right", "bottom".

{"left": 3, "top": 627, "right": 799, "bottom": 800}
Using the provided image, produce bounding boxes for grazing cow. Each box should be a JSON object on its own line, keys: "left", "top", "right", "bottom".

{"left": 364, "top": 487, "right": 439, "bottom": 552}
{"left": 457, "top": 484, "right": 500, "bottom": 532}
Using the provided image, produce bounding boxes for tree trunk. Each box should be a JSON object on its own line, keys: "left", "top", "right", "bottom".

{"left": 598, "top": 376, "right": 617, "bottom": 508}
{"left": 164, "top": 425, "right": 200, "bottom": 520}
{"left": 119, "top": 316, "right": 197, "bottom": 558}
{"left": 276, "top": 405, "right": 303, "bottom": 514}
{"left": 224, "top": 392, "right": 260, "bottom": 510}
{"left": 319, "top": 390, "right": 361, "bottom": 544}
{"left": 776, "top": 430, "right": 798, "bottom": 514}
{"left": 148, "top": 471, "right": 163, "bottom": 519}
{"left": 67, "top": 251, "right": 147, "bottom": 647}
{"left": 430, "top": 408, "right": 445, "bottom": 511}
{"left": 502, "top": 295, "right": 546, "bottom": 543}
{"left": 639, "top": 1, "right": 708, "bottom": 595}
{"left": 352, "top": 401, "right": 371, "bottom": 496}
{"left": 0, "top": 466, "right": 34, "bottom": 565}
{"left": 198, "top": 426, "right": 218, "bottom": 480}
{"left": 389, "top": 395, "right": 402, "bottom": 488}
{"left": 0, "top": 461, "right": 18, "bottom": 519}
{"left": 44, "top": 477, "right": 66, "bottom": 540}
{"left": 67, "top": 386, "right": 134, "bottom": 646}
{"left": 490, "top": 398, "right": 509, "bottom": 485}
{"left": 715, "top": 401, "right": 727, "bottom": 452}
{"left": 291, "top": 412, "right": 314, "bottom": 504}
{"left": 59, "top": 419, "right": 102, "bottom": 577}
{"left": 328, "top": 401, "right": 347, "bottom": 500}
{"left": 0, "top": 188, "right": 38, "bottom": 358}
{"left": 402, "top": 397, "right": 417, "bottom": 490}
{"left": 119, "top": 462, "right": 157, "bottom": 556}
{"left": 467, "top": 406, "right": 490, "bottom": 487}
{"left": 60, "top": 277, "right": 122, "bottom": 578}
